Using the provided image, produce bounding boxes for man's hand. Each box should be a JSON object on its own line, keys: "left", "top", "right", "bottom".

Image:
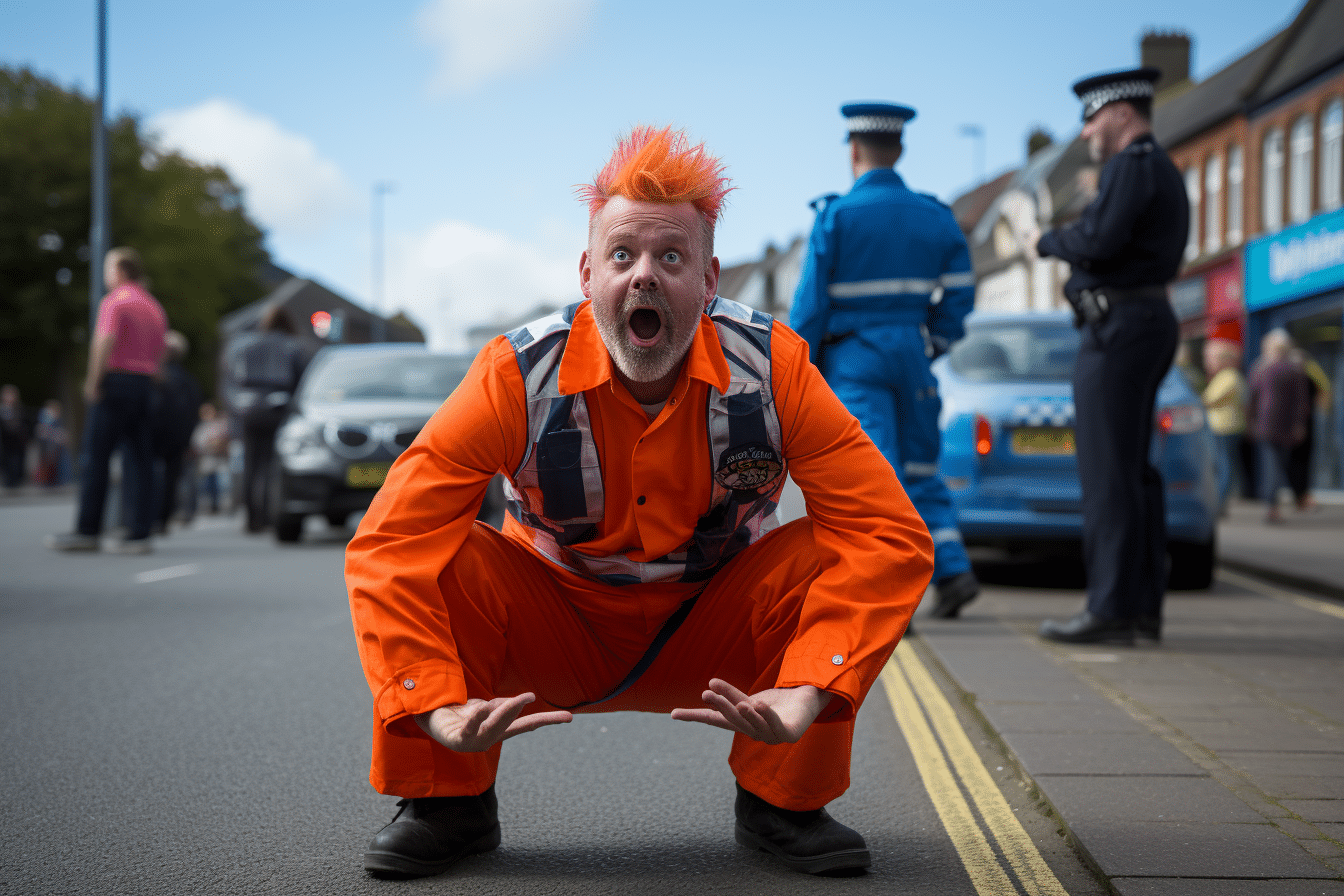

{"left": 670, "top": 679, "right": 833, "bottom": 744}
{"left": 414, "top": 693, "right": 572, "bottom": 753}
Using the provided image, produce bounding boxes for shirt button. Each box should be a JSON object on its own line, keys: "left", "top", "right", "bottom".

{"left": 831, "top": 655, "right": 844, "bottom": 666}
{"left": 402, "top": 679, "right": 416, "bottom": 690}
{"left": 637, "top": 496, "right": 646, "bottom": 505}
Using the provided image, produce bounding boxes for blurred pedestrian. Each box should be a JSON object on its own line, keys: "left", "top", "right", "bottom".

{"left": 47, "top": 247, "right": 167, "bottom": 553}
{"left": 790, "top": 101, "right": 980, "bottom": 619}
{"left": 1201, "top": 338, "right": 1248, "bottom": 515}
{"left": 1285, "top": 347, "right": 1331, "bottom": 513}
{"left": 33, "top": 399, "right": 70, "bottom": 487}
{"left": 148, "top": 330, "right": 203, "bottom": 531}
{"left": 224, "top": 306, "right": 307, "bottom": 532}
{"left": 1175, "top": 340, "right": 1206, "bottom": 395}
{"left": 1, "top": 384, "right": 31, "bottom": 489}
{"left": 1031, "top": 67, "right": 1187, "bottom": 645}
{"left": 190, "top": 402, "right": 229, "bottom": 514}
{"left": 1249, "top": 330, "right": 1311, "bottom": 524}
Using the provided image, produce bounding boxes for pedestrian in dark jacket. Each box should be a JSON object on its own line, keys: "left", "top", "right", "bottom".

{"left": 1248, "top": 329, "right": 1311, "bottom": 524}
{"left": 224, "top": 307, "right": 307, "bottom": 532}
{"left": 152, "top": 331, "right": 203, "bottom": 529}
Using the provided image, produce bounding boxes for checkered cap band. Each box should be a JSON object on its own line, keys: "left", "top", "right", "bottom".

{"left": 846, "top": 115, "right": 906, "bottom": 134}
{"left": 1080, "top": 79, "right": 1155, "bottom": 119}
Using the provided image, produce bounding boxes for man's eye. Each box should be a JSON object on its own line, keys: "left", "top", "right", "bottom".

{"left": 612, "top": 249, "right": 630, "bottom": 262}
{"left": 663, "top": 251, "right": 681, "bottom": 263}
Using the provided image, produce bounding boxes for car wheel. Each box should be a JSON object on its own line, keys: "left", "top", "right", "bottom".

{"left": 275, "top": 514, "right": 304, "bottom": 543}
{"left": 1168, "top": 534, "right": 1216, "bottom": 591}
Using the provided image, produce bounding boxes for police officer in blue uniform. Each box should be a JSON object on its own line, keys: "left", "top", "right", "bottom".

{"left": 791, "top": 102, "right": 980, "bottom": 619}
{"left": 1034, "top": 68, "right": 1188, "bottom": 645}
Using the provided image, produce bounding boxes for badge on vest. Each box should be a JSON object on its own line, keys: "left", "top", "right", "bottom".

{"left": 715, "top": 443, "right": 784, "bottom": 492}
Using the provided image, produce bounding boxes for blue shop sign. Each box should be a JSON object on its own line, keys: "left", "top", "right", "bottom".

{"left": 1246, "top": 206, "right": 1344, "bottom": 310}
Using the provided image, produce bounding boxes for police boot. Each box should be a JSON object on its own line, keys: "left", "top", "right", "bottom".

{"left": 1039, "top": 611, "right": 1136, "bottom": 646}
{"left": 930, "top": 570, "right": 980, "bottom": 619}
{"left": 363, "top": 786, "right": 500, "bottom": 879}
{"left": 734, "top": 783, "right": 871, "bottom": 874}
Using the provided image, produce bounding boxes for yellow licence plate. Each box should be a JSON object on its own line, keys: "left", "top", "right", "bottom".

{"left": 346, "top": 462, "right": 391, "bottom": 488}
{"left": 1011, "top": 427, "right": 1075, "bottom": 456}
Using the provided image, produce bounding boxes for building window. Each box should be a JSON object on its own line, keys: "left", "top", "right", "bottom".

{"left": 1290, "top": 114, "right": 1314, "bottom": 223}
{"left": 1227, "top": 144, "right": 1244, "bottom": 244}
{"left": 1263, "top": 127, "right": 1284, "bottom": 232}
{"left": 1184, "top": 166, "right": 1201, "bottom": 261}
{"left": 1204, "top": 154, "right": 1222, "bottom": 253}
{"left": 1322, "top": 98, "right": 1342, "bottom": 212}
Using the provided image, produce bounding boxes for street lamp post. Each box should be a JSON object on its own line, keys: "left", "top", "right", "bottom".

{"left": 88, "top": 0, "right": 109, "bottom": 337}
{"left": 371, "top": 181, "right": 395, "bottom": 343}
{"left": 959, "top": 124, "right": 985, "bottom": 187}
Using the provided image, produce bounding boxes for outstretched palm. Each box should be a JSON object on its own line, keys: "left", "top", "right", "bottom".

{"left": 416, "top": 693, "right": 572, "bottom": 752}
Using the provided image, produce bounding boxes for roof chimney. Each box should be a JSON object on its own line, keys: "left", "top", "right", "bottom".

{"left": 1141, "top": 31, "right": 1191, "bottom": 93}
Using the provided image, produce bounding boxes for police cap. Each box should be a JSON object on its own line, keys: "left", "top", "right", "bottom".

{"left": 841, "top": 102, "right": 916, "bottom": 137}
{"left": 1071, "top": 67, "right": 1161, "bottom": 121}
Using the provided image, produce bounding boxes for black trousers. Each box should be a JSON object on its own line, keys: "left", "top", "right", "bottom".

{"left": 241, "top": 417, "right": 281, "bottom": 532}
{"left": 1073, "top": 296, "right": 1178, "bottom": 622}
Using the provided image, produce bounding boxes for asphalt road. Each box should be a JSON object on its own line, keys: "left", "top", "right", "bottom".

{"left": 2, "top": 495, "right": 1108, "bottom": 895}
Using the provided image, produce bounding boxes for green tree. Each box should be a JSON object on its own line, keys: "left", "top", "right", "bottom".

{"left": 0, "top": 65, "right": 269, "bottom": 423}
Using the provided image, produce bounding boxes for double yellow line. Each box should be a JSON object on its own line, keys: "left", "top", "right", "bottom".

{"left": 882, "top": 640, "right": 1069, "bottom": 896}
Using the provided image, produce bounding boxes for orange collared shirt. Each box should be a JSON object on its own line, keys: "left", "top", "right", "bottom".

{"left": 347, "top": 301, "right": 933, "bottom": 727}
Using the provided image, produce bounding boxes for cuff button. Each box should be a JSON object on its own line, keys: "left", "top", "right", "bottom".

{"left": 831, "top": 654, "right": 844, "bottom": 665}
{"left": 402, "top": 679, "right": 416, "bottom": 690}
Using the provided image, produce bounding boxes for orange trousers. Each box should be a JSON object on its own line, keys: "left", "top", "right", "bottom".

{"left": 370, "top": 517, "right": 877, "bottom": 810}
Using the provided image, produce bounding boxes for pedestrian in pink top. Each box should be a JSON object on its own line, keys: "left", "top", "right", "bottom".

{"left": 48, "top": 247, "right": 167, "bottom": 553}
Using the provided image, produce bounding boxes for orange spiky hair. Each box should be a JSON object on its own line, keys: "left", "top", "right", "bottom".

{"left": 578, "top": 125, "right": 733, "bottom": 229}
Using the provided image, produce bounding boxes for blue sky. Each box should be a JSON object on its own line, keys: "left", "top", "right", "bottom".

{"left": 3, "top": 0, "right": 1306, "bottom": 348}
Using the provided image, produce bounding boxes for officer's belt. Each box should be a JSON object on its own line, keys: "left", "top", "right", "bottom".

{"left": 1091, "top": 285, "right": 1169, "bottom": 303}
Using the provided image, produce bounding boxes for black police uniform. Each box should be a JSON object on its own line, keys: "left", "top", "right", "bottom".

{"left": 1035, "top": 68, "right": 1189, "bottom": 644}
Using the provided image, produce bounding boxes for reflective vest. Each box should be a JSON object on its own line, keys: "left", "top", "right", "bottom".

{"left": 503, "top": 297, "right": 787, "bottom": 586}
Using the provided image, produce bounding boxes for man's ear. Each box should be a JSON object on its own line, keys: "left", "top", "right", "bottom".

{"left": 579, "top": 251, "right": 591, "bottom": 299}
{"left": 703, "top": 256, "right": 720, "bottom": 309}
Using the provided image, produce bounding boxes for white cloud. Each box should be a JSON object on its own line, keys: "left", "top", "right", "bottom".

{"left": 392, "top": 219, "right": 583, "bottom": 350}
{"left": 416, "top": 0, "right": 594, "bottom": 94}
{"left": 148, "top": 99, "right": 357, "bottom": 233}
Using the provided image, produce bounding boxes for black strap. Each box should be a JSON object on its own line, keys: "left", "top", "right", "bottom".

{"left": 549, "top": 594, "right": 700, "bottom": 711}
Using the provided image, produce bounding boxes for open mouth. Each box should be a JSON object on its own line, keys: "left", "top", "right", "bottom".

{"left": 628, "top": 307, "right": 663, "bottom": 345}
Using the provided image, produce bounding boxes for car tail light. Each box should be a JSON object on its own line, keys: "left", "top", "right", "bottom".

{"left": 974, "top": 415, "right": 993, "bottom": 456}
{"left": 1158, "top": 404, "right": 1204, "bottom": 435}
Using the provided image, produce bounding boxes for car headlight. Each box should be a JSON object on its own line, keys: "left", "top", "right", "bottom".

{"left": 277, "top": 419, "right": 323, "bottom": 455}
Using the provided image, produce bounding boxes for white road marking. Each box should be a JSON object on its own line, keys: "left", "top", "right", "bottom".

{"left": 134, "top": 564, "right": 201, "bottom": 584}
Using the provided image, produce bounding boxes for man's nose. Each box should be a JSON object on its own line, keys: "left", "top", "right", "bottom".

{"left": 629, "top": 253, "right": 658, "bottom": 290}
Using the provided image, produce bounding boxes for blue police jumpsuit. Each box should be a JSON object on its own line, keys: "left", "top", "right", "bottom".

{"left": 791, "top": 169, "right": 976, "bottom": 584}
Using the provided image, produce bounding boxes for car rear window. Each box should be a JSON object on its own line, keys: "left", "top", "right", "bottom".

{"left": 948, "top": 323, "right": 1081, "bottom": 382}
{"left": 301, "top": 352, "right": 474, "bottom": 402}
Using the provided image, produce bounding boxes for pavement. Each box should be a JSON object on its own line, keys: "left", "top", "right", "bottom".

{"left": 917, "top": 492, "right": 1344, "bottom": 895}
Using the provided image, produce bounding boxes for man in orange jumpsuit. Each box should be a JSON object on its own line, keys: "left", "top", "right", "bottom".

{"left": 346, "top": 126, "right": 933, "bottom": 879}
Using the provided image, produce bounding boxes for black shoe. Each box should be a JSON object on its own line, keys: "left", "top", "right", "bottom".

{"left": 363, "top": 786, "right": 500, "bottom": 879}
{"left": 1135, "top": 616, "right": 1161, "bottom": 642}
{"left": 734, "top": 783, "right": 870, "bottom": 874}
{"left": 1039, "top": 611, "right": 1135, "bottom": 645}
{"left": 930, "top": 570, "right": 980, "bottom": 619}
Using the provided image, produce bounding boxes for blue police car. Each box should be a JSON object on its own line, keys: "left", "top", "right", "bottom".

{"left": 932, "top": 312, "right": 1218, "bottom": 589}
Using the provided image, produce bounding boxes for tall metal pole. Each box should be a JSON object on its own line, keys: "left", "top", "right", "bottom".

{"left": 371, "top": 181, "right": 394, "bottom": 342}
{"left": 88, "top": 0, "right": 109, "bottom": 337}
{"left": 959, "top": 124, "right": 985, "bottom": 186}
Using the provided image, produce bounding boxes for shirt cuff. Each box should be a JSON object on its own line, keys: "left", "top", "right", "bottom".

{"left": 374, "top": 660, "right": 469, "bottom": 737}
{"left": 776, "top": 649, "right": 865, "bottom": 723}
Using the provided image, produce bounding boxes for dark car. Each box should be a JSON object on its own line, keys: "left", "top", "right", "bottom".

{"left": 932, "top": 312, "right": 1219, "bottom": 589}
{"left": 271, "top": 343, "right": 501, "bottom": 542}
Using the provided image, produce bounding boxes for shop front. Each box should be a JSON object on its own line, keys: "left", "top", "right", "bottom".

{"left": 1246, "top": 207, "right": 1344, "bottom": 489}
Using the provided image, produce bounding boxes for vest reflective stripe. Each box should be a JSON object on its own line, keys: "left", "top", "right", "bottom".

{"left": 828, "top": 277, "right": 938, "bottom": 299}
{"left": 903, "top": 460, "right": 940, "bottom": 478}
{"left": 929, "top": 527, "right": 964, "bottom": 546}
{"left": 938, "top": 271, "right": 977, "bottom": 289}
{"left": 503, "top": 297, "right": 786, "bottom": 586}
